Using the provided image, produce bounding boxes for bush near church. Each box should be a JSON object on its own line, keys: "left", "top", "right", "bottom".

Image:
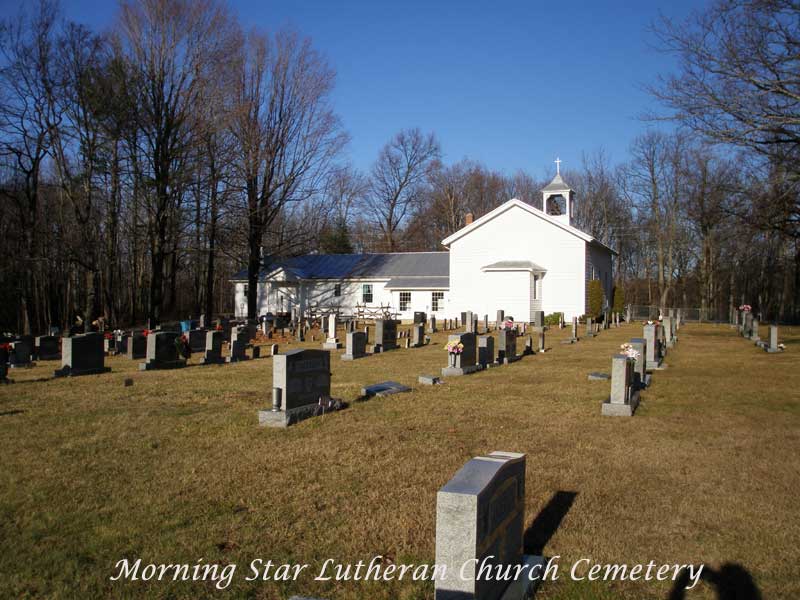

{"left": 588, "top": 279, "right": 605, "bottom": 319}
{"left": 612, "top": 285, "right": 625, "bottom": 314}
{"left": 545, "top": 312, "right": 564, "bottom": 326}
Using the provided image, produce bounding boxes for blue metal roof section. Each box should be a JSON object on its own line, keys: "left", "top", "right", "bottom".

{"left": 231, "top": 252, "right": 449, "bottom": 282}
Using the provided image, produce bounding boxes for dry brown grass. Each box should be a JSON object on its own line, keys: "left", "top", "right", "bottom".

{"left": 1, "top": 322, "right": 798, "bottom": 599}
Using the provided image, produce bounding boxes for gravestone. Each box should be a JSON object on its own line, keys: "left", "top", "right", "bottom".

{"left": 126, "top": 334, "right": 147, "bottom": 360}
{"left": 187, "top": 329, "right": 207, "bottom": 353}
{"left": 585, "top": 317, "right": 595, "bottom": 338}
{"left": 643, "top": 324, "right": 664, "bottom": 370}
{"left": 9, "top": 336, "right": 34, "bottom": 368}
{"left": 465, "top": 311, "right": 475, "bottom": 333}
{"left": 54, "top": 333, "right": 110, "bottom": 377}
{"left": 139, "top": 331, "right": 187, "bottom": 370}
{"left": 496, "top": 310, "right": 504, "bottom": 326}
{"left": 602, "top": 354, "right": 639, "bottom": 416}
{"left": 532, "top": 310, "right": 544, "bottom": 328}
{"left": 625, "top": 305, "right": 631, "bottom": 323}
{"left": 341, "top": 331, "right": 367, "bottom": 361}
{"left": 744, "top": 312, "right": 753, "bottom": 338}
{"left": 428, "top": 315, "right": 437, "bottom": 333}
{"left": 414, "top": 311, "right": 427, "bottom": 325}
{"left": 750, "top": 318, "right": 760, "bottom": 343}
{"left": 535, "top": 327, "right": 546, "bottom": 352}
{"left": 460, "top": 312, "right": 467, "bottom": 327}
{"left": 258, "top": 349, "right": 331, "bottom": 427}
{"left": 571, "top": 317, "right": 578, "bottom": 341}
{"left": 662, "top": 316, "right": 674, "bottom": 348}
{"left": 226, "top": 328, "right": 250, "bottom": 363}
{"left": 374, "top": 319, "right": 398, "bottom": 352}
{"left": 472, "top": 314, "right": 479, "bottom": 334}
{"left": 323, "top": 314, "right": 341, "bottom": 350}
{"left": 523, "top": 335, "right": 534, "bottom": 356}
{"left": 477, "top": 335, "right": 494, "bottom": 368}
{"left": 200, "top": 330, "right": 225, "bottom": 365}
{"left": 497, "top": 328, "right": 518, "bottom": 364}
{"left": 629, "top": 338, "right": 648, "bottom": 388}
{"left": 442, "top": 332, "right": 479, "bottom": 376}
{"left": 435, "top": 451, "right": 542, "bottom": 600}
{"left": 766, "top": 325, "right": 782, "bottom": 353}
{"left": 411, "top": 323, "right": 425, "bottom": 347}
{"left": 115, "top": 333, "right": 129, "bottom": 355}
{"left": 483, "top": 314, "right": 489, "bottom": 333}
{"left": 270, "top": 344, "right": 279, "bottom": 356}
{"left": 35, "top": 335, "right": 60, "bottom": 360}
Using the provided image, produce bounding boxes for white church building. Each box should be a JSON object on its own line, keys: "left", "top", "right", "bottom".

{"left": 231, "top": 170, "right": 616, "bottom": 322}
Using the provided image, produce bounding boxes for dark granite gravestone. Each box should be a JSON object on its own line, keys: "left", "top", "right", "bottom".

{"left": 478, "top": 335, "right": 494, "bottom": 367}
{"left": 187, "top": 329, "right": 207, "bottom": 353}
{"left": 497, "top": 328, "right": 518, "bottom": 364}
{"left": 259, "top": 349, "right": 331, "bottom": 427}
{"left": 126, "top": 334, "right": 147, "bottom": 360}
{"left": 9, "top": 336, "right": 34, "bottom": 368}
{"left": 226, "top": 328, "right": 250, "bottom": 363}
{"left": 139, "top": 332, "right": 187, "bottom": 370}
{"left": 35, "top": 335, "right": 60, "bottom": 360}
{"left": 200, "top": 330, "right": 225, "bottom": 365}
{"left": 435, "top": 451, "right": 543, "bottom": 600}
{"left": 374, "top": 319, "right": 398, "bottom": 352}
{"left": 54, "top": 333, "right": 110, "bottom": 377}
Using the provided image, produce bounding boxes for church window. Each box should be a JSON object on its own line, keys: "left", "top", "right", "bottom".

{"left": 334, "top": 283, "right": 341, "bottom": 297}
{"left": 362, "top": 284, "right": 373, "bottom": 303}
{"left": 432, "top": 291, "right": 444, "bottom": 311}
{"left": 399, "top": 292, "right": 411, "bottom": 311}
{"left": 243, "top": 283, "right": 249, "bottom": 297}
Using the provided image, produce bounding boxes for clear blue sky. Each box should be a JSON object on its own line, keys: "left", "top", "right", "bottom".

{"left": 2, "top": 0, "right": 707, "bottom": 179}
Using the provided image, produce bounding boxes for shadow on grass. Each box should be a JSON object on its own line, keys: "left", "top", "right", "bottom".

{"left": 524, "top": 490, "right": 578, "bottom": 555}
{"left": 0, "top": 409, "right": 26, "bottom": 416}
{"left": 667, "top": 563, "right": 761, "bottom": 600}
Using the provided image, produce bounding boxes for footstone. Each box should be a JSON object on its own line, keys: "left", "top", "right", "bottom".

{"left": 588, "top": 372, "right": 611, "bottom": 381}
{"left": 419, "top": 375, "right": 441, "bottom": 385}
{"left": 258, "top": 349, "right": 331, "bottom": 427}
{"left": 54, "top": 333, "right": 110, "bottom": 377}
{"left": 361, "top": 381, "right": 412, "bottom": 398}
{"left": 435, "top": 451, "right": 543, "bottom": 600}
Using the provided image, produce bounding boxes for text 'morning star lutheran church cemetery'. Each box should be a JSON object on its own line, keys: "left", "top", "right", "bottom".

{"left": 231, "top": 164, "right": 616, "bottom": 322}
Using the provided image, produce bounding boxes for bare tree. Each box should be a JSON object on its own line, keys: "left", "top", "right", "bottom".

{"left": 0, "top": 0, "right": 59, "bottom": 334}
{"left": 231, "top": 28, "right": 346, "bottom": 319}
{"left": 365, "top": 128, "right": 440, "bottom": 251}
{"left": 116, "top": 0, "right": 238, "bottom": 325}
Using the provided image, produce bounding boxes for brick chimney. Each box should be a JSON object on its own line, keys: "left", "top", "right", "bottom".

{"left": 465, "top": 212, "right": 473, "bottom": 225}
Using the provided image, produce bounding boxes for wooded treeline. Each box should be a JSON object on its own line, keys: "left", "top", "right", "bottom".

{"left": 1, "top": 0, "right": 798, "bottom": 334}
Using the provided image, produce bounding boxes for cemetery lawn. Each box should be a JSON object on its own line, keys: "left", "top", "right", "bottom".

{"left": 1, "top": 323, "right": 799, "bottom": 600}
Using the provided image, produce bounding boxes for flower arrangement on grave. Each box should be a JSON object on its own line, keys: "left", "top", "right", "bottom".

{"left": 0, "top": 343, "right": 11, "bottom": 352}
{"left": 215, "top": 324, "right": 223, "bottom": 331}
{"left": 778, "top": 343, "right": 786, "bottom": 350}
{"left": 104, "top": 332, "right": 113, "bottom": 340}
{"left": 175, "top": 334, "right": 191, "bottom": 359}
{"left": 739, "top": 304, "right": 752, "bottom": 312}
{"left": 142, "top": 329, "right": 150, "bottom": 337}
{"left": 503, "top": 320, "right": 514, "bottom": 330}
{"left": 619, "top": 343, "right": 640, "bottom": 361}
{"left": 445, "top": 340, "right": 464, "bottom": 354}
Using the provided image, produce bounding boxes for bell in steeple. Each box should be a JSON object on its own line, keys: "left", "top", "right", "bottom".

{"left": 541, "top": 157, "right": 574, "bottom": 226}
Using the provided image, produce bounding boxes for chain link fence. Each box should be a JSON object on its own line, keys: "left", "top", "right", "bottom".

{"left": 627, "top": 305, "right": 728, "bottom": 323}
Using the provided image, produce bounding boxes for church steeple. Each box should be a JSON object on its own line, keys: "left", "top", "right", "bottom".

{"left": 541, "top": 157, "right": 574, "bottom": 226}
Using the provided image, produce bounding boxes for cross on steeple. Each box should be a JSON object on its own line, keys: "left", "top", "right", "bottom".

{"left": 554, "top": 157, "right": 562, "bottom": 175}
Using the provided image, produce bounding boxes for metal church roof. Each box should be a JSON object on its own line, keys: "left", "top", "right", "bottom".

{"left": 230, "top": 252, "right": 449, "bottom": 282}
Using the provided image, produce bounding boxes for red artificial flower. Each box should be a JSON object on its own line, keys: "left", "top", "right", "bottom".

{"left": 143, "top": 329, "right": 150, "bottom": 337}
